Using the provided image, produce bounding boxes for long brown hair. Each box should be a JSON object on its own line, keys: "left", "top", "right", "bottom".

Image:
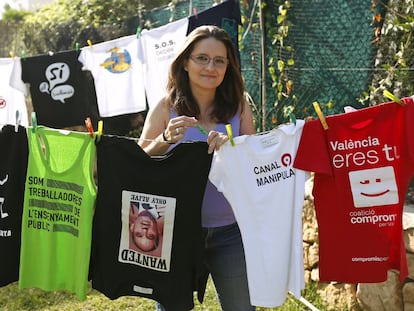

{"left": 166, "top": 25, "right": 245, "bottom": 123}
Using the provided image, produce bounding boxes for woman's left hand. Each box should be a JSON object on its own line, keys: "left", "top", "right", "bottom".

{"left": 206, "top": 131, "right": 229, "bottom": 154}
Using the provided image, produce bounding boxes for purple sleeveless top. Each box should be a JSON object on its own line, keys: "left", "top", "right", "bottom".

{"left": 170, "top": 110, "right": 240, "bottom": 227}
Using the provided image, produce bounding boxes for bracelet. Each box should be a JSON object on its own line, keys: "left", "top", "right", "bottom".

{"left": 162, "top": 130, "right": 173, "bottom": 144}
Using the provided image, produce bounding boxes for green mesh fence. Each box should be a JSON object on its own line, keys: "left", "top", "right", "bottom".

{"left": 264, "top": 0, "right": 387, "bottom": 128}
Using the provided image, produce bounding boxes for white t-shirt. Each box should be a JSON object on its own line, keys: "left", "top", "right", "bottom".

{"left": 1, "top": 58, "right": 28, "bottom": 126}
{"left": 209, "top": 120, "right": 307, "bottom": 307}
{"left": 138, "top": 18, "right": 189, "bottom": 109}
{"left": 78, "top": 35, "right": 146, "bottom": 117}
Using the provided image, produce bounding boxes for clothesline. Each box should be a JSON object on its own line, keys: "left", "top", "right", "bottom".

{"left": 285, "top": 67, "right": 414, "bottom": 71}
{"left": 294, "top": 294, "right": 320, "bottom": 311}
{"left": 286, "top": 292, "right": 320, "bottom": 311}
{"left": 0, "top": 124, "right": 207, "bottom": 146}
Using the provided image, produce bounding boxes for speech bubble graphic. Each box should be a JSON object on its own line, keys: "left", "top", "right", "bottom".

{"left": 51, "top": 85, "right": 74, "bottom": 103}
{"left": 349, "top": 166, "right": 398, "bottom": 208}
{"left": 45, "top": 62, "right": 70, "bottom": 91}
{"left": 39, "top": 81, "right": 50, "bottom": 94}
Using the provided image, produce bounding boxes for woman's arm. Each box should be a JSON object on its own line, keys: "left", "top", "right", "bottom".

{"left": 239, "top": 98, "right": 256, "bottom": 135}
{"left": 139, "top": 99, "right": 197, "bottom": 156}
{"left": 138, "top": 100, "right": 171, "bottom": 156}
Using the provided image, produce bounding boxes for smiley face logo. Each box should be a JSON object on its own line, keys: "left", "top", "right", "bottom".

{"left": 348, "top": 166, "right": 399, "bottom": 208}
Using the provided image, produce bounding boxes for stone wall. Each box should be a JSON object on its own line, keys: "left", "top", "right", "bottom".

{"left": 302, "top": 177, "right": 414, "bottom": 311}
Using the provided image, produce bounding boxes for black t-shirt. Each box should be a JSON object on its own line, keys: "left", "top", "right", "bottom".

{"left": 91, "top": 136, "right": 212, "bottom": 311}
{"left": 188, "top": 0, "right": 241, "bottom": 63}
{"left": 0, "top": 125, "right": 28, "bottom": 286}
{"left": 21, "top": 50, "right": 98, "bottom": 128}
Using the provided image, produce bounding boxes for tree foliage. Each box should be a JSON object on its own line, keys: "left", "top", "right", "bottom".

{"left": 362, "top": 0, "right": 414, "bottom": 104}
{"left": 1, "top": 0, "right": 170, "bottom": 56}
{"left": 1, "top": 4, "right": 32, "bottom": 22}
{"left": 1, "top": 0, "right": 413, "bottom": 119}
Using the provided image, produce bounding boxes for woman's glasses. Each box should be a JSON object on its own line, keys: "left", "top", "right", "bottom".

{"left": 189, "top": 54, "right": 228, "bottom": 68}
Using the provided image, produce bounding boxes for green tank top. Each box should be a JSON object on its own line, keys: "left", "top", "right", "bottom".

{"left": 19, "top": 127, "right": 97, "bottom": 301}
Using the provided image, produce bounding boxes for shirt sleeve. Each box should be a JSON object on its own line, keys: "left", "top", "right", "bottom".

{"left": 404, "top": 98, "right": 414, "bottom": 163}
{"left": 208, "top": 148, "right": 227, "bottom": 193}
{"left": 293, "top": 119, "right": 332, "bottom": 175}
{"left": 9, "top": 58, "right": 27, "bottom": 95}
{"left": 78, "top": 48, "right": 93, "bottom": 71}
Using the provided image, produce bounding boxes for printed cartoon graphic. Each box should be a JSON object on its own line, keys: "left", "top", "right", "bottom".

{"left": 119, "top": 191, "right": 176, "bottom": 272}
{"left": 100, "top": 47, "right": 131, "bottom": 73}
{"left": 39, "top": 62, "right": 74, "bottom": 103}
{"left": 349, "top": 166, "right": 398, "bottom": 208}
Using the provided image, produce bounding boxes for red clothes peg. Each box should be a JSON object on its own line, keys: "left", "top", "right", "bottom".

{"left": 85, "top": 117, "right": 94, "bottom": 138}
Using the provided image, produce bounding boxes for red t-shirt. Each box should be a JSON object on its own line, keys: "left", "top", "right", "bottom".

{"left": 294, "top": 97, "right": 414, "bottom": 283}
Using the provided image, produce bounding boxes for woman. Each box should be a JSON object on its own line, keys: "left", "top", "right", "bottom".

{"left": 139, "top": 25, "right": 256, "bottom": 310}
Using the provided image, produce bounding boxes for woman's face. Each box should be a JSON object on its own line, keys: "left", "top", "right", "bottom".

{"left": 184, "top": 37, "right": 228, "bottom": 92}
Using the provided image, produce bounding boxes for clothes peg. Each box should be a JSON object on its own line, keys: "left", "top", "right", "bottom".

{"left": 312, "top": 102, "right": 328, "bottom": 130}
{"left": 289, "top": 112, "right": 296, "bottom": 125}
{"left": 136, "top": 27, "right": 142, "bottom": 37}
{"left": 96, "top": 120, "right": 103, "bottom": 142}
{"left": 85, "top": 117, "right": 94, "bottom": 138}
{"left": 31, "top": 112, "right": 37, "bottom": 133}
{"left": 225, "top": 124, "right": 235, "bottom": 147}
{"left": 21, "top": 49, "right": 26, "bottom": 60}
{"left": 195, "top": 124, "right": 208, "bottom": 135}
{"left": 9, "top": 51, "right": 15, "bottom": 59}
{"left": 87, "top": 40, "right": 93, "bottom": 48}
{"left": 75, "top": 42, "right": 80, "bottom": 51}
{"left": 15, "top": 110, "right": 21, "bottom": 133}
{"left": 284, "top": 106, "right": 296, "bottom": 125}
{"left": 193, "top": 8, "right": 198, "bottom": 19}
{"left": 383, "top": 90, "right": 404, "bottom": 106}
{"left": 289, "top": 111, "right": 296, "bottom": 125}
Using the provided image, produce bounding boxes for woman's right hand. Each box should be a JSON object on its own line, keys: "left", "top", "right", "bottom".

{"left": 162, "top": 116, "right": 197, "bottom": 143}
